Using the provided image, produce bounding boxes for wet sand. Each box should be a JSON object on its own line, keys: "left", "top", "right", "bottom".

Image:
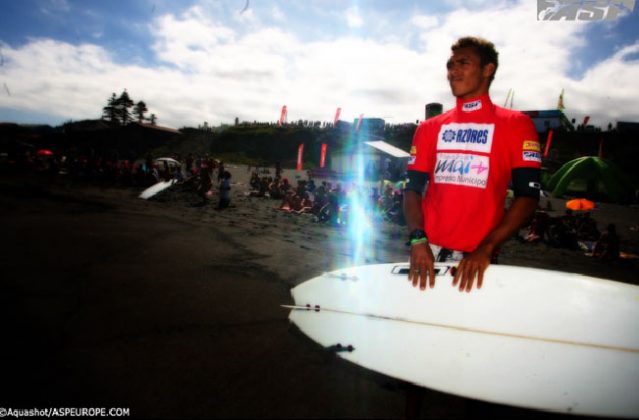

{"left": 1, "top": 166, "right": 637, "bottom": 418}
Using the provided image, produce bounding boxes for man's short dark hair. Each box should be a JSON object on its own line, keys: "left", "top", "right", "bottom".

{"left": 451, "top": 36, "right": 499, "bottom": 83}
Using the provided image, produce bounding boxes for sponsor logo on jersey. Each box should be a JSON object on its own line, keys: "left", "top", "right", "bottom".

{"left": 408, "top": 156, "right": 416, "bottom": 165}
{"left": 462, "top": 100, "right": 482, "bottom": 112}
{"left": 433, "top": 153, "right": 489, "bottom": 189}
{"left": 523, "top": 151, "right": 542, "bottom": 162}
{"left": 523, "top": 140, "right": 540, "bottom": 152}
{"left": 437, "top": 123, "right": 494, "bottom": 153}
{"left": 410, "top": 146, "right": 417, "bottom": 155}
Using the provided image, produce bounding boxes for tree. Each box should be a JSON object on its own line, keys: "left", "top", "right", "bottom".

{"left": 102, "top": 93, "right": 118, "bottom": 124}
{"left": 149, "top": 114, "right": 157, "bottom": 125}
{"left": 115, "top": 89, "right": 134, "bottom": 126}
{"left": 133, "top": 101, "right": 148, "bottom": 123}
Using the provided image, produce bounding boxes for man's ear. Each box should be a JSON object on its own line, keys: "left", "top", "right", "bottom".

{"left": 483, "top": 63, "right": 496, "bottom": 80}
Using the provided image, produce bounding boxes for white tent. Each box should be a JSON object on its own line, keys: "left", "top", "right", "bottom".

{"left": 330, "top": 141, "right": 410, "bottom": 181}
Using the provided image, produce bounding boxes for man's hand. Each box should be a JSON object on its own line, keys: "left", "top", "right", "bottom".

{"left": 452, "top": 245, "right": 492, "bottom": 292}
{"left": 409, "top": 242, "right": 436, "bottom": 290}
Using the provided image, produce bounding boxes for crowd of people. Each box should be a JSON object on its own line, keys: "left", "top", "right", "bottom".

{"left": 246, "top": 169, "right": 405, "bottom": 226}
{"left": 523, "top": 207, "right": 620, "bottom": 261}
{"left": 4, "top": 148, "right": 626, "bottom": 261}
{"left": 4, "top": 149, "right": 234, "bottom": 209}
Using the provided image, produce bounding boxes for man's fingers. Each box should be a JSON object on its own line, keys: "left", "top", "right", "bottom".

{"left": 452, "top": 265, "right": 461, "bottom": 287}
{"left": 465, "top": 271, "right": 475, "bottom": 292}
{"left": 428, "top": 265, "right": 436, "bottom": 289}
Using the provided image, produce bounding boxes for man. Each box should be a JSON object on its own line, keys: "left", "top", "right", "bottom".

{"left": 403, "top": 36, "right": 541, "bottom": 293}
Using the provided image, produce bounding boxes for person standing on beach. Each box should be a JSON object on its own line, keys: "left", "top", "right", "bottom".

{"left": 218, "top": 171, "right": 232, "bottom": 209}
{"left": 403, "top": 36, "right": 541, "bottom": 293}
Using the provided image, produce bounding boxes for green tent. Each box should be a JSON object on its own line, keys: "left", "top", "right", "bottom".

{"left": 546, "top": 156, "right": 635, "bottom": 203}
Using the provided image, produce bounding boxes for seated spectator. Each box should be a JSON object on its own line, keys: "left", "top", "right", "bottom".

{"left": 269, "top": 178, "right": 284, "bottom": 200}
{"left": 248, "top": 177, "right": 268, "bottom": 197}
{"left": 250, "top": 171, "right": 261, "bottom": 190}
{"left": 307, "top": 179, "right": 316, "bottom": 194}
{"left": 592, "top": 224, "right": 620, "bottom": 261}
{"left": 548, "top": 209, "right": 578, "bottom": 249}
{"left": 576, "top": 212, "right": 600, "bottom": 242}
{"left": 525, "top": 209, "right": 551, "bottom": 243}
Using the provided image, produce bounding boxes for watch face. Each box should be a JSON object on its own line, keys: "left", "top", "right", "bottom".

{"left": 410, "top": 229, "right": 427, "bottom": 240}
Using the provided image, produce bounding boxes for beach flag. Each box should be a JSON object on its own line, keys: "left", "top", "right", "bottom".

{"left": 279, "top": 105, "right": 287, "bottom": 125}
{"left": 543, "top": 129, "right": 554, "bottom": 158}
{"left": 557, "top": 89, "right": 565, "bottom": 110}
{"left": 320, "top": 144, "right": 327, "bottom": 168}
{"left": 503, "top": 88, "right": 512, "bottom": 107}
{"left": 582, "top": 116, "right": 590, "bottom": 126}
{"left": 503, "top": 88, "right": 514, "bottom": 108}
{"left": 333, "top": 107, "right": 341, "bottom": 126}
{"left": 356, "top": 113, "right": 364, "bottom": 132}
{"left": 297, "top": 143, "right": 304, "bottom": 171}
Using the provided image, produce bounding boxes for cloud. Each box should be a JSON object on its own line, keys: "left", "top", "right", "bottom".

{"left": 0, "top": 1, "right": 637, "bottom": 129}
{"left": 345, "top": 6, "right": 363, "bottom": 28}
{"left": 410, "top": 14, "right": 439, "bottom": 30}
{"left": 271, "top": 5, "right": 285, "bottom": 22}
{"left": 571, "top": 42, "right": 639, "bottom": 123}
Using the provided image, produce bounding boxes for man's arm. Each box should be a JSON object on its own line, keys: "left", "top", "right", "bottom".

{"left": 453, "top": 196, "right": 538, "bottom": 292}
{"left": 403, "top": 171, "right": 436, "bottom": 290}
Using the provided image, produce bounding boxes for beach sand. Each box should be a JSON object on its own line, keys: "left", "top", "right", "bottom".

{"left": 1, "top": 165, "right": 637, "bottom": 418}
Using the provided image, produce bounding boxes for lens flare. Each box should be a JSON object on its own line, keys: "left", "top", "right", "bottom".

{"left": 330, "top": 122, "right": 380, "bottom": 267}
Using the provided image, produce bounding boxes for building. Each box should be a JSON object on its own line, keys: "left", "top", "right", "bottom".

{"left": 521, "top": 110, "right": 574, "bottom": 133}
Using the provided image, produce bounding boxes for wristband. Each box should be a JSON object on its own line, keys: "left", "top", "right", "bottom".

{"left": 410, "top": 237, "right": 429, "bottom": 246}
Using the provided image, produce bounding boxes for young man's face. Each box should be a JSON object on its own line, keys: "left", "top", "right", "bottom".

{"left": 446, "top": 46, "right": 494, "bottom": 100}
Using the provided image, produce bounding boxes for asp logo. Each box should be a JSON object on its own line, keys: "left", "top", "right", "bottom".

{"left": 537, "top": 0, "right": 635, "bottom": 21}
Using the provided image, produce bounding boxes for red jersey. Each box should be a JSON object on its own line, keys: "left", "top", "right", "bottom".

{"left": 407, "top": 94, "right": 541, "bottom": 252}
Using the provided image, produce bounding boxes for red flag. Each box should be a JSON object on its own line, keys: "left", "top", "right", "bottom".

{"left": 297, "top": 143, "right": 304, "bottom": 171}
{"left": 333, "top": 107, "right": 341, "bottom": 126}
{"left": 320, "top": 144, "right": 327, "bottom": 168}
{"left": 582, "top": 116, "right": 590, "bottom": 126}
{"left": 279, "top": 105, "right": 287, "bottom": 126}
{"left": 543, "top": 129, "right": 554, "bottom": 158}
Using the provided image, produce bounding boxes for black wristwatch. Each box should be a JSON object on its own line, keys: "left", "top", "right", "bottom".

{"left": 407, "top": 229, "right": 428, "bottom": 246}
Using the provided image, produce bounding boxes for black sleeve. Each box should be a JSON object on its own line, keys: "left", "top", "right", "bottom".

{"left": 512, "top": 167, "right": 541, "bottom": 199}
{"left": 405, "top": 170, "right": 429, "bottom": 195}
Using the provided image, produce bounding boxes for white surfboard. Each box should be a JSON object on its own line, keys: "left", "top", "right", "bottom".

{"left": 139, "top": 179, "right": 176, "bottom": 200}
{"left": 286, "top": 263, "right": 639, "bottom": 418}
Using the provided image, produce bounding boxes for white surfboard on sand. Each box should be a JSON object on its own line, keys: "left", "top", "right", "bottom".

{"left": 285, "top": 263, "right": 639, "bottom": 418}
{"left": 139, "top": 179, "right": 176, "bottom": 200}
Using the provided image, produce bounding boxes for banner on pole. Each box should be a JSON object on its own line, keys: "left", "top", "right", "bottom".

{"left": 333, "top": 108, "right": 341, "bottom": 126}
{"left": 543, "top": 129, "right": 554, "bottom": 158}
{"left": 320, "top": 144, "right": 327, "bottom": 168}
{"left": 356, "top": 113, "right": 364, "bottom": 132}
{"left": 297, "top": 143, "right": 304, "bottom": 171}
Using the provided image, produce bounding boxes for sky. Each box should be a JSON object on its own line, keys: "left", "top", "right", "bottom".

{"left": 0, "top": 0, "right": 638, "bottom": 129}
